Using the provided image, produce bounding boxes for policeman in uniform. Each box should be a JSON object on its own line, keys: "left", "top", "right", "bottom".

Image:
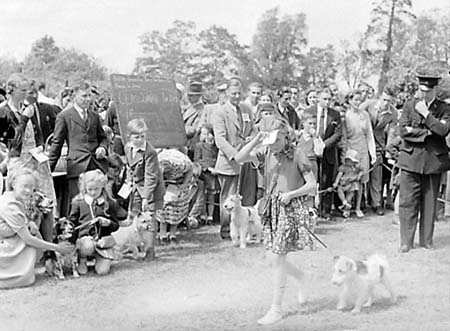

{"left": 398, "top": 73, "right": 450, "bottom": 252}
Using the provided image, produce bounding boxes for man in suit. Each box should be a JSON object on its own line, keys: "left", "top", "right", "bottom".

{"left": 212, "top": 77, "right": 254, "bottom": 239}
{"left": 362, "top": 87, "right": 398, "bottom": 215}
{"left": 48, "top": 82, "right": 108, "bottom": 206}
{"left": 276, "top": 87, "right": 300, "bottom": 130}
{"left": 304, "top": 88, "right": 342, "bottom": 220}
{"left": 398, "top": 74, "right": 450, "bottom": 253}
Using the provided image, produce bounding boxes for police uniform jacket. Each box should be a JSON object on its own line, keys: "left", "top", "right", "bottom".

{"left": 398, "top": 98, "right": 450, "bottom": 174}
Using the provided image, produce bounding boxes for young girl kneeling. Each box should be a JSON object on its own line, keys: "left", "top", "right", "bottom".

{"left": 234, "top": 118, "right": 317, "bottom": 325}
{"left": 69, "top": 169, "right": 120, "bottom": 275}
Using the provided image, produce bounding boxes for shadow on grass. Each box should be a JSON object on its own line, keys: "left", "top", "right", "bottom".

{"left": 434, "top": 233, "right": 450, "bottom": 250}
{"left": 315, "top": 225, "right": 344, "bottom": 235}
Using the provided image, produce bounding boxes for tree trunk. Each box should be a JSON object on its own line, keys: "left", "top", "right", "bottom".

{"left": 377, "top": 0, "right": 397, "bottom": 95}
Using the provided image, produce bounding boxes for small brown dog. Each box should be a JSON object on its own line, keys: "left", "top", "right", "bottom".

{"left": 331, "top": 254, "right": 396, "bottom": 313}
{"left": 112, "top": 211, "right": 156, "bottom": 260}
{"left": 47, "top": 218, "right": 80, "bottom": 280}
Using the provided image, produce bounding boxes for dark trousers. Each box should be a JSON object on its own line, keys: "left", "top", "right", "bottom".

{"left": 188, "top": 179, "right": 205, "bottom": 219}
{"left": 369, "top": 160, "right": 383, "bottom": 208}
{"left": 217, "top": 174, "right": 239, "bottom": 238}
{"left": 39, "top": 213, "right": 54, "bottom": 242}
{"left": 399, "top": 170, "right": 441, "bottom": 247}
{"left": 318, "top": 157, "right": 335, "bottom": 215}
{"left": 239, "top": 163, "right": 258, "bottom": 207}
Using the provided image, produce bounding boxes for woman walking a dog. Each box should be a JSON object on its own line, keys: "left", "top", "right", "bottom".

{"left": 234, "top": 117, "right": 316, "bottom": 325}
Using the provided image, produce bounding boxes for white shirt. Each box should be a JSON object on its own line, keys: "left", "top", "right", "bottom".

{"left": 74, "top": 102, "right": 87, "bottom": 120}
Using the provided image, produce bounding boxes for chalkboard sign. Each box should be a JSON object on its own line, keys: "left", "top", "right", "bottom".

{"left": 110, "top": 74, "right": 187, "bottom": 148}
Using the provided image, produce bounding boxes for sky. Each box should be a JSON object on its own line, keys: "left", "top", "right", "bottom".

{"left": 0, "top": 0, "right": 449, "bottom": 74}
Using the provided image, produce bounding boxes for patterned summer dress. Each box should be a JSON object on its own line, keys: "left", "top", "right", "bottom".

{"left": 259, "top": 147, "right": 315, "bottom": 254}
{"left": 158, "top": 149, "right": 193, "bottom": 225}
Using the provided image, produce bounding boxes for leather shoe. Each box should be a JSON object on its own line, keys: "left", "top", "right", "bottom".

{"left": 422, "top": 244, "right": 434, "bottom": 250}
{"left": 374, "top": 206, "right": 384, "bottom": 216}
{"left": 399, "top": 245, "right": 410, "bottom": 253}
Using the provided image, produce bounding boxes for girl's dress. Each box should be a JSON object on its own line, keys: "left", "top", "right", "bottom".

{"left": 0, "top": 191, "right": 38, "bottom": 288}
{"left": 259, "top": 147, "right": 315, "bottom": 255}
{"left": 338, "top": 164, "right": 362, "bottom": 192}
{"left": 344, "top": 109, "right": 376, "bottom": 183}
{"left": 158, "top": 149, "right": 193, "bottom": 225}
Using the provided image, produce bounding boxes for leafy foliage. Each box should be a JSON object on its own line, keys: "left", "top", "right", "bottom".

{"left": 249, "top": 7, "right": 307, "bottom": 88}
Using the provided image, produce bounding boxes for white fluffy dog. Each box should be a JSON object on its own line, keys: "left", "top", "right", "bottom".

{"left": 112, "top": 211, "right": 155, "bottom": 260}
{"left": 223, "top": 194, "right": 262, "bottom": 248}
{"left": 331, "top": 254, "right": 397, "bottom": 313}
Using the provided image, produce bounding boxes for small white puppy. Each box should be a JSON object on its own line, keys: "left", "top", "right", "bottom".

{"left": 223, "top": 194, "right": 262, "bottom": 248}
{"left": 113, "top": 211, "right": 155, "bottom": 260}
{"left": 331, "top": 254, "right": 397, "bottom": 313}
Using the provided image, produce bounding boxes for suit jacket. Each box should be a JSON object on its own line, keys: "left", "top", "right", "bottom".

{"left": 304, "top": 104, "right": 342, "bottom": 165}
{"left": 36, "top": 102, "right": 58, "bottom": 143}
{"left": 0, "top": 102, "right": 44, "bottom": 157}
{"left": 48, "top": 106, "right": 108, "bottom": 178}
{"left": 362, "top": 100, "right": 397, "bottom": 155}
{"left": 398, "top": 98, "right": 450, "bottom": 174}
{"left": 124, "top": 142, "right": 166, "bottom": 210}
{"left": 276, "top": 103, "right": 301, "bottom": 130}
{"left": 212, "top": 101, "right": 254, "bottom": 175}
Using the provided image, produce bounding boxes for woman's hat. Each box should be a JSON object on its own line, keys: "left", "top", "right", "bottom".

{"left": 344, "top": 149, "right": 359, "bottom": 163}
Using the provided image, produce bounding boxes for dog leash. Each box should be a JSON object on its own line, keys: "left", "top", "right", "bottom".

{"left": 302, "top": 225, "right": 327, "bottom": 249}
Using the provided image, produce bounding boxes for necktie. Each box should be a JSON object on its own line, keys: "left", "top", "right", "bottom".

{"left": 236, "top": 105, "right": 244, "bottom": 129}
{"left": 318, "top": 110, "right": 326, "bottom": 138}
{"left": 83, "top": 109, "right": 88, "bottom": 127}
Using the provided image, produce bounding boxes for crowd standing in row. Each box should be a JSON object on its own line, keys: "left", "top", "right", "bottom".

{"left": 0, "top": 70, "right": 449, "bottom": 324}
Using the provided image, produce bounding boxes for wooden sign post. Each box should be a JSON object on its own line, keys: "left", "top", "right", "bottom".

{"left": 110, "top": 74, "right": 187, "bottom": 148}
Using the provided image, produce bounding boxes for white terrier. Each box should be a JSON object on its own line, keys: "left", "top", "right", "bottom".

{"left": 223, "top": 194, "right": 262, "bottom": 248}
{"left": 331, "top": 254, "right": 397, "bottom": 313}
{"left": 113, "top": 211, "right": 156, "bottom": 260}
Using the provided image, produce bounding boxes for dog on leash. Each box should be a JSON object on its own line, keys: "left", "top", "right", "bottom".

{"left": 331, "top": 254, "right": 397, "bottom": 313}
{"left": 223, "top": 194, "right": 262, "bottom": 248}
{"left": 46, "top": 218, "right": 80, "bottom": 280}
{"left": 112, "top": 211, "right": 156, "bottom": 260}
